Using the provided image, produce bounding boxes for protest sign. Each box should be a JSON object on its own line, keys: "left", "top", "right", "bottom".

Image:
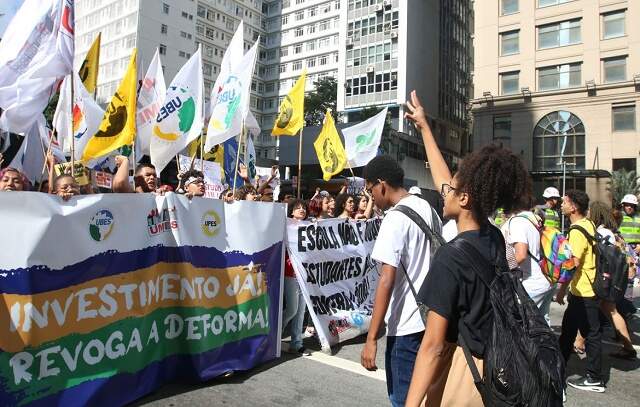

{"left": 0, "top": 193, "right": 286, "bottom": 407}
{"left": 54, "top": 162, "right": 90, "bottom": 186}
{"left": 286, "top": 218, "right": 381, "bottom": 351}
{"left": 178, "top": 155, "right": 225, "bottom": 198}
{"left": 93, "top": 170, "right": 113, "bottom": 189}
{"left": 346, "top": 176, "right": 365, "bottom": 196}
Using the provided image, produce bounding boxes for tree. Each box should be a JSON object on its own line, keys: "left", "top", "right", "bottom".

{"left": 608, "top": 169, "right": 640, "bottom": 205}
{"left": 304, "top": 77, "right": 338, "bottom": 126}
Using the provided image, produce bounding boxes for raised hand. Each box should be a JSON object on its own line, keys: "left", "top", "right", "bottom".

{"left": 404, "top": 90, "right": 429, "bottom": 131}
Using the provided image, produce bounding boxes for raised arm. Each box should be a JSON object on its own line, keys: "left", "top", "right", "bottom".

{"left": 46, "top": 151, "right": 56, "bottom": 193}
{"left": 112, "top": 155, "right": 133, "bottom": 193}
{"left": 404, "top": 90, "right": 452, "bottom": 191}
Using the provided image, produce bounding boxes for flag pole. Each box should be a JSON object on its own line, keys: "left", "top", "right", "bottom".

{"left": 70, "top": 74, "right": 75, "bottom": 177}
{"left": 296, "top": 126, "right": 304, "bottom": 199}
{"left": 38, "top": 129, "right": 56, "bottom": 190}
{"left": 200, "top": 132, "right": 205, "bottom": 172}
{"left": 233, "top": 121, "right": 245, "bottom": 195}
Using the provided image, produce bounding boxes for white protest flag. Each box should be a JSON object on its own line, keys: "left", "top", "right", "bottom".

{"left": 246, "top": 110, "right": 261, "bottom": 137}
{"left": 136, "top": 48, "right": 166, "bottom": 161}
{"left": 53, "top": 72, "right": 105, "bottom": 161}
{"left": 150, "top": 47, "right": 204, "bottom": 174}
{"left": 0, "top": 0, "right": 74, "bottom": 133}
{"left": 342, "top": 107, "right": 388, "bottom": 168}
{"left": 9, "top": 115, "right": 49, "bottom": 183}
{"left": 245, "top": 133, "right": 257, "bottom": 179}
{"left": 209, "top": 21, "right": 244, "bottom": 116}
{"left": 205, "top": 40, "right": 259, "bottom": 151}
{"left": 40, "top": 126, "right": 67, "bottom": 163}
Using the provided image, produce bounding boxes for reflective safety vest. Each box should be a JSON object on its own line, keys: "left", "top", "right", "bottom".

{"left": 619, "top": 214, "right": 640, "bottom": 244}
{"left": 543, "top": 208, "right": 560, "bottom": 229}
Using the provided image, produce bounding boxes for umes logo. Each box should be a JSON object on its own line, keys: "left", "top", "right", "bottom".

{"left": 201, "top": 210, "right": 222, "bottom": 237}
{"left": 89, "top": 210, "right": 114, "bottom": 242}
{"left": 147, "top": 206, "right": 179, "bottom": 236}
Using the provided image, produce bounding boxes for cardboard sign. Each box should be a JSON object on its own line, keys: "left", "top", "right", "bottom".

{"left": 94, "top": 171, "right": 113, "bottom": 189}
{"left": 53, "top": 162, "right": 90, "bottom": 186}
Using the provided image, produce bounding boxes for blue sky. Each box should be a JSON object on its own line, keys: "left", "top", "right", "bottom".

{"left": 0, "top": 0, "right": 24, "bottom": 38}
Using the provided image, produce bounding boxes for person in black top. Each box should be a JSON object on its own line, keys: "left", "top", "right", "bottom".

{"left": 403, "top": 91, "right": 532, "bottom": 406}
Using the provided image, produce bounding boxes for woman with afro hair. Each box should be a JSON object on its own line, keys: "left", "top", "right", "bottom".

{"left": 403, "top": 91, "right": 534, "bottom": 406}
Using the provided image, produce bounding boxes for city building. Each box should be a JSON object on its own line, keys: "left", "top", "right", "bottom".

{"left": 471, "top": 0, "right": 640, "bottom": 202}
{"left": 337, "top": 0, "right": 474, "bottom": 188}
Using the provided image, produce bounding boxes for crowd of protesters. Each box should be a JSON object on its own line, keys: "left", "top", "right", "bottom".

{"left": 2, "top": 90, "right": 638, "bottom": 406}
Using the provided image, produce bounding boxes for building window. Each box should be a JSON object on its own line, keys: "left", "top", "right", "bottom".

{"left": 538, "top": 0, "right": 571, "bottom": 7}
{"left": 159, "top": 44, "right": 166, "bottom": 55}
{"left": 493, "top": 116, "right": 512, "bottom": 142}
{"left": 279, "top": 64, "right": 287, "bottom": 73}
{"left": 307, "top": 57, "right": 316, "bottom": 68}
{"left": 538, "top": 63, "right": 581, "bottom": 91}
{"left": 603, "top": 56, "right": 627, "bottom": 83}
{"left": 500, "top": 30, "right": 519, "bottom": 55}
{"left": 319, "top": 55, "right": 328, "bottom": 65}
{"left": 533, "top": 111, "right": 585, "bottom": 170}
{"left": 280, "top": 47, "right": 288, "bottom": 57}
{"left": 501, "top": 0, "right": 518, "bottom": 15}
{"left": 294, "top": 44, "right": 302, "bottom": 54}
{"left": 500, "top": 72, "right": 519, "bottom": 95}
{"left": 281, "top": 15, "right": 289, "bottom": 25}
{"left": 538, "top": 19, "right": 581, "bottom": 49}
{"left": 292, "top": 61, "right": 302, "bottom": 71}
{"left": 612, "top": 158, "right": 636, "bottom": 172}
{"left": 295, "top": 27, "right": 304, "bottom": 37}
{"left": 295, "top": 11, "right": 304, "bottom": 21}
{"left": 162, "top": 3, "right": 169, "bottom": 14}
{"left": 161, "top": 24, "right": 167, "bottom": 34}
{"left": 307, "top": 25, "right": 316, "bottom": 34}
{"left": 612, "top": 105, "right": 636, "bottom": 132}
{"left": 603, "top": 10, "right": 625, "bottom": 39}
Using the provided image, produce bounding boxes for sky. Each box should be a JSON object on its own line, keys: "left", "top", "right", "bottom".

{"left": 0, "top": 0, "right": 24, "bottom": 38}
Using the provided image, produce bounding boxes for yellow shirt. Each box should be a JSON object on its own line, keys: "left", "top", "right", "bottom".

{"left": 567, "top": 218, "right": 596, "bottom": 297}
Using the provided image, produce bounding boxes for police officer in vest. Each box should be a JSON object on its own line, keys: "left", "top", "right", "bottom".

{"left": 535, "top": 187, "right": 562, "bottom": 229}
{"left": 619, "top": 194, "right": 640, "bottom": 247}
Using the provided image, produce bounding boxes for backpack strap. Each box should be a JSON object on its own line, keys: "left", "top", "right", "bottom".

{"left": 508, "top": 214, "right": 542, "bottom": 263}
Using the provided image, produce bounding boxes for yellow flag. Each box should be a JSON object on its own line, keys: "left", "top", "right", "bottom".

{"left": 82, "top": 49, "right": 137, "bottom": 162}
{"left": 272, "top": 70, "right": 306, "bottom": 136}
{"left": 313, "top": 110, "right": 347, "bottom": 181}
{"left": 78, "top": 33, "right": 101, "bottom": 95}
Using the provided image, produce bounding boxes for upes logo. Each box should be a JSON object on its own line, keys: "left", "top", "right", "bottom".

{"left": 201, "top": 210, "right": 222, "bottom": 237}
{"left": 89, "top": 210, "right": 114, "bottom": 242}
{"left": 147, "top": 206, "right": 179, "bottom": 236}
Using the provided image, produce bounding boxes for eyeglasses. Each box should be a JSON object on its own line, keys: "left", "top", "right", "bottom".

{"left": 366, "top": 180, "right": 380, "bottom": 195}
{"left": 440, "top": 183, "right": 457, "bottom": 198}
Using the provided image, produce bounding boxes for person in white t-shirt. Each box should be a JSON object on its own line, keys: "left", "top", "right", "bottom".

{"left": 360, "top": 155, "right": 441, "bottom": 407}
{"left": 502, "top": 204, "right": 554, "bottom": 325}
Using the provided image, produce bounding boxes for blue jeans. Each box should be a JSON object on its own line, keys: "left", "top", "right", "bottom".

{"left": 385, "top": 331, "right": 424, "bottom": 407}
{"left": 282, "top": 277, "right": 306, "bottom": 350}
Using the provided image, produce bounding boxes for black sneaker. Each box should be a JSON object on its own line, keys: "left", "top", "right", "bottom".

{"left": 297, "top": 347, "right": 312, "bottom": 356}
{"left": 567, "top": 376, "right": 605, "bottom": 393}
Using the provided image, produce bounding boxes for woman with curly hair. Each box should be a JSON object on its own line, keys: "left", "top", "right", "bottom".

{"left": 404, "top": 91, "right": 536, "bottom": 406}
{"left": 233, "top": 185, "right": 259, "bottom": 201}
{"left": 355, "top": 190, "right": 374, "bottom": 219}
{"left": 334, "top": 193, "right": 356, "bottom": 219}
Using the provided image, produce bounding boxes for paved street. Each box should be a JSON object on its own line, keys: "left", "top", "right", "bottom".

{"left": 133, "top": 294, "right": 640, "bottom": 407}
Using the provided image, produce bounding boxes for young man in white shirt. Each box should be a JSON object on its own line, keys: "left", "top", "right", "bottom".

{"left": 360, "top": 155, "right": 441, "bottom": 407}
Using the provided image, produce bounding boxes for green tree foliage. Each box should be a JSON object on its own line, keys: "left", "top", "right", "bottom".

{"left": 608, "top": 169, "right": 640, "bottom": 205}
{"left": 304, "top": 77, "right": 338, "bottom": 126}
{"left": 43, "top": 91, "right": 59, "bottom": 129}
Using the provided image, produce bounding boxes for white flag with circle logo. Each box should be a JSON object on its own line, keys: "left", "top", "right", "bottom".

{"left": 150, "top": 47, "right": 204, "bottom": 174}
{"left": 205, "top": 41, "right": 258, "bottom": 151}
{"left": 342, "top": 107, "right": 388, "bottom": 168}
{"left": 136, "top": 49, "right": 166, "bottom": 161}
{"left": 209, "top": 21, "right": 244, "bottom": 117}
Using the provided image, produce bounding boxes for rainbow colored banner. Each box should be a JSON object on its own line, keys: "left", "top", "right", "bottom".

{"left": 0, "top": 193, "right": 286, "bottom": 406}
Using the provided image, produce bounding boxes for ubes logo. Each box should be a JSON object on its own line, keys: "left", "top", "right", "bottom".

{"left": 89, "top": 210, "right": 114, "bottom": 242}
{"left": 152, "top": 86, "right": 196, "bottom": 142}
{"left": 148, "top": 206, "right": 179, "bottom": 236}
{"left": 201, "top": 210, "right": 222, "bottom": 237}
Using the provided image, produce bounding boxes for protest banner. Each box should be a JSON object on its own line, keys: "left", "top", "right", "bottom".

{"left": 286, "top": 218, "right": 381, "bottom": 351}
{"left": 93, "top": 170, "right": 113, "bottom": 189}
{"left": 54, "top": 162, "right": 90, "bottom": 186}
{"left": 178, "top": 155, "right": 224, "bottom": 198}
{"left": 0, "top": 193, "right": 286, "bottom": 407}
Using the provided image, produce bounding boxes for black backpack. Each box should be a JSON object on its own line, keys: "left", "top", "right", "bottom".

{"left": 451, "top": 234, "right": 565, "bottom": 407}
{"left": 568, "top": 222, "right": 629, "bottom": 303}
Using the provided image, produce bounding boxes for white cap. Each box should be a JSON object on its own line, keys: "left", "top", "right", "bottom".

{"left": 409, "top": 186, "right": 422, "bottom": 195}
{"left": 542, "top": 187, "right": 561, "bottom": 199}
{"left": 621, "top": 194, "right": 639, "bottom": 206}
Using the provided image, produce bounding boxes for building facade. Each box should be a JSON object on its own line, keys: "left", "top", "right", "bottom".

{"left": 337, "top": 0, "right": 473, "bottom": 188}
{"left": 472, "top": 0, "right": 640, "bottom": 202}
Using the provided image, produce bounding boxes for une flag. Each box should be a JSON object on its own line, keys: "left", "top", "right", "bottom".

{"left": 342, "top": 107, "right": 388, "bottom": 168}
{"left": 209, "top": 21, "right": 244, "bottom": 116}
{"left": 313, "top": 110, "right": 347, "bottom": 182}
{"left": 82, "top": 49, "right": 137, "bottom": 162}
{"left": 205, "top": 40, "right": 258, "bottom": 151}
{"left": 150, "top": 47, "right": 204, "bottom": 174}
{"left": 272, "top": 70, "right": 305, "bottom": 136}
{"left": 136, "top": 48, "right": 166, "bottom": 161}
{"left": 53, "top": 72, "right": 105, "bottom": 160}
{"left": 78, "top": 33, "right": 101, "bottom": 95}
{"left": 0, "top": 0, "right": 75, "bottom": 133}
